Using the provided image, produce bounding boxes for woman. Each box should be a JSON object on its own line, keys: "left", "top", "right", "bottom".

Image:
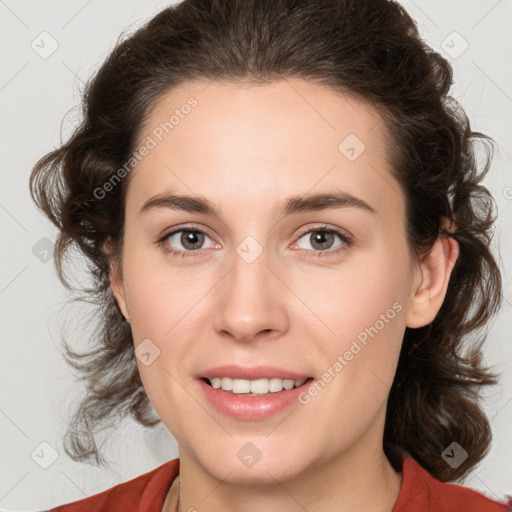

{"left": 30, "top": 0, "right": 511, "bottom": 510}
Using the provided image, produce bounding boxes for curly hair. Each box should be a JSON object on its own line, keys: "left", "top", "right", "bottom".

{"left": 29, "top": 0, "right": 502, "bottom": 481}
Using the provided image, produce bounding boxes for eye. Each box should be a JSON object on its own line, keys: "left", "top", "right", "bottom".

{"left": 158, "top": 227, "right": 218, "bottom": 258}
{"left": 293, "top": 226, "right": 352, "bottom": 257}
{"left": 157, "top": 225, "right": 353, "bottom": 259}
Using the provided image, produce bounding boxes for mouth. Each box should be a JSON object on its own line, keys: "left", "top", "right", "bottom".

{"left": 201, "top": 376, "right": 313, "bottom": 396}
{"left": 197, "top": 375, "right": 315, "bottom": 420}
{"left": 196, "top": 365, "right": 315, "bottom": 419}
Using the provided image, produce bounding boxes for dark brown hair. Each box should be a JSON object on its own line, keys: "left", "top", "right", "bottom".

{"left": 29, "top": 0, "right": 502, "bottom": 481}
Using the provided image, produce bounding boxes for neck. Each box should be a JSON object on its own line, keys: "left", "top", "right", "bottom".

{"left": 164, "top": 419, "right": 402, "bottom": 512}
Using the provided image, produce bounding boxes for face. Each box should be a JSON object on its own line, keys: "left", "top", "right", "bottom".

{"left": 109, "top": 79, "right": 434, "bottom": 484}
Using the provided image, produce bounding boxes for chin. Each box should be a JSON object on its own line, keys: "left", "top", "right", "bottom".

{"left": 191, "top": 438, "right": 316, "bottom": 485}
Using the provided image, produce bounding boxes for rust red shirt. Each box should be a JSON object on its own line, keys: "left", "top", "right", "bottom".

{"left": 49, "top": 455, "right": 511, "bottom": 511}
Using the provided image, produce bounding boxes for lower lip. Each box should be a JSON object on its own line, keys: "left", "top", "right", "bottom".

{"left": 197, "top": 379, "right": 312, "bottom": 420}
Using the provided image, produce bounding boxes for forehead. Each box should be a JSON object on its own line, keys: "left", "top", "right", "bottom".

{"left": 139, "top": 78, "right": 384, "bottom": 161}
{"left": 126, "top": 78, "right": 403, "bottom": 221}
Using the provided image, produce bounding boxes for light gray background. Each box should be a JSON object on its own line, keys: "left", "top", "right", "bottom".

{"left": 1, "top": 0, "right": 511, "bottom": 510}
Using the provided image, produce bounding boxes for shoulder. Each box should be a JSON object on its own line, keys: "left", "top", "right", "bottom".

{"left": 47, "top": 458, "right": 180, "bottom": 512}
{"left": 393, "top": 453, "right": 511, "bottom": 512}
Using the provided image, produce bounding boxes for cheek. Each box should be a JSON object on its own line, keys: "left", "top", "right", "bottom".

{"left": 292, "top": 251, "right": 408, "bottom": 340}
{"left": 291, "top": 249, "right": 409, "bottom": 395}
{"left": 302, "top": 277, "right": 406, "bottom": 439}
{"left": 121, "top": 243, "right": 210, "bottom": 338}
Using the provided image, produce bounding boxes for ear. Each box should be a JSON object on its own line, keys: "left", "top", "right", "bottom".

{"left": 104, "top": 237, "right": 130, "bottom": 323}
{"left": 405, "top": 222, "right": 459, "bottom": 329}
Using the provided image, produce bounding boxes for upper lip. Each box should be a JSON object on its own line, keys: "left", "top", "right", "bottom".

{"left": 199, "top": 365, "right": 312, "bottom": 381}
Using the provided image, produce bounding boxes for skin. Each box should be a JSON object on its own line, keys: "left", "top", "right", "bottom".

{"left": 108, "top": 78, "right": 459, "bottom": 512}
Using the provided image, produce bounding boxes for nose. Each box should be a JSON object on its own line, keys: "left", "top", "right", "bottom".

{"left": 212, "top": 240, "right": 290, "bottom": 344}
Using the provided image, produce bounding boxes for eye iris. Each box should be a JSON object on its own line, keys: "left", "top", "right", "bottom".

{"left": 181, "top": 231, "right": 204, "bottom": 250}
{"left": 311, "top": 230, "right": 334, "bottom": 250}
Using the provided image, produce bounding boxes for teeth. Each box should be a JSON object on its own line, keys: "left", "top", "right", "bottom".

{"left": 208, "top": 377, "right": 308, "bottom": 395}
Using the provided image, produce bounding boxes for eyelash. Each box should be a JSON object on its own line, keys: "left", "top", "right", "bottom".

{"left": 156, "top": 225, "right": 353, "bottom": 259}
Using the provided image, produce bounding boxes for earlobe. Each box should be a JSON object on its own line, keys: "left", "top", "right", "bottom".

{"left": 104, "top": 238, "right": 130, "bottom": 323}
{"left": 405, "top": 228, "right": 459, "bottom": 329}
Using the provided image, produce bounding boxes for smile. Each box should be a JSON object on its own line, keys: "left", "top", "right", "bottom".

{"left": 205, "top": 377, "right": 307, "bottom": 395}
{"left": 198, "top": 372, "right": 314, "bottom": 420}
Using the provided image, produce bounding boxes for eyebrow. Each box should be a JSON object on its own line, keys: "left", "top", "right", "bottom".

{"left": 138, "top": 190, "right": 377, "bottom": 218}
